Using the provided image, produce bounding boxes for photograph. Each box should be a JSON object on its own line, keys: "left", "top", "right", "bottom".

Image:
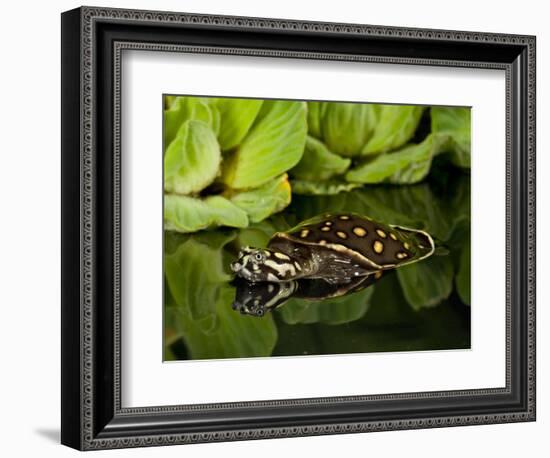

{"left": 163, "top": 95, "right": 472, "bottom": 361}
{"left": 56, "top": 2, "right": 537, "bottom": 452}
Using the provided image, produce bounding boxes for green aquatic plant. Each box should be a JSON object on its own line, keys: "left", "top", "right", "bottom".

{"left": 289, "top": 101, "right": 471, "bottom": 195}
{"left": 164, "top": 231, "right": 277, "bottom": 359}
{"left": 162, "top": 97, "right": 472, "bottom": 361}
{"left": 164, "top": 97, "right": 307, "bottom": 233}
{"left": 163, "top": 96, "right": 471, "bottom": 232}
{"left": 164, "top": 119, "right": 221, "bottom": 195}
{"left": 278, "top": 287, "right": 375, "bottom": 326}
{"left": 220, "top": 100, "right": 307, "bottom": 189}
{"left": 431, "top": 106, "right": 471, "bottom": 168}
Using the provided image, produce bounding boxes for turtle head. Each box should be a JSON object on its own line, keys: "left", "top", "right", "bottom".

{"left": 231, "top": 246, "right": 299, "bottom": 282}
{"left": 231, "top": 279, "right": 298, "bottom": 316}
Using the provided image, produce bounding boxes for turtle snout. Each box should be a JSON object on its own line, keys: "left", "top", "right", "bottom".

{"left": 231, "top": 260, "right": 254, "bottom": 280}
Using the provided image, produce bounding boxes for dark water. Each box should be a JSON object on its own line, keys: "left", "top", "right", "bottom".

{"left": 164, "top": 170, "right": 471, "bottom": 361}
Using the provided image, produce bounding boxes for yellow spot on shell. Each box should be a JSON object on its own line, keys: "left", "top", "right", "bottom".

{"left": 319, "top": 240, "right": 327, "bottom": 245}
{"left": 321, "top": 226, "right": 331, "bottom": 232}
{"left": 373, "top": 241, "right": 384, "bottom": 254}
{"left": 324, "top": 221, "right": 333, "bottom": 226}
{"left": 339, "top": 215, "right": 350, "bottom": 220}
{"left": 300, "top": 229, "right": 310, "bottom": 238}
{"left": 376, "top": 229, "right": 387, "bottom": 238}
{"left": 336, "top": 231, "right": 348, "bottom": 239}
{"left": 404, "top": 242, "right": 410, "bottom": 250}
{"left": 396, "top": 252, "right": 409, "bottom": 260}
{"left": 389, "top": 233, "right": 398, "bottom": 241}
{"left": 374, "top": 271, "right": 383, "bottom": 279}
{"left": 353, "top": 227, "right": 367, "bottom": 237}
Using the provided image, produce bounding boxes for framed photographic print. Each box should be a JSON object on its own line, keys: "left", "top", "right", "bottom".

{"left": 61, "top": 6, "right": 536, "bottom": 450}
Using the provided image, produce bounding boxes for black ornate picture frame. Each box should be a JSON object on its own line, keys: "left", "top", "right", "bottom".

{"left": 61, "top": 6, "right": 536, "bottom": 450}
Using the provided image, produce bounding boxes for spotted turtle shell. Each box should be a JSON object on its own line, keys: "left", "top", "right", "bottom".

{"left": 269, "top": 213, "right": 434, "bottom": 271}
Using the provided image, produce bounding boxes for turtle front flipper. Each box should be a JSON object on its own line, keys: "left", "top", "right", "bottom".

{"left": 307, "top": 247, "right": 374, "bottom": 284}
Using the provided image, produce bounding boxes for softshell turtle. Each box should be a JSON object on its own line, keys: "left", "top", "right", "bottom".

{"left": 230, "top": 213, "right": 435, "bottom": 284}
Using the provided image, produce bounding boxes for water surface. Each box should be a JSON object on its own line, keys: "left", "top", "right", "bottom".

{"left": 164, "top": 170, "right": 471, "bottom": 361}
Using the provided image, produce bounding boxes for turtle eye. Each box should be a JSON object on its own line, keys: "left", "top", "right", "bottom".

{"left": 255, "top": 252, "right": 263, "bottom": 261}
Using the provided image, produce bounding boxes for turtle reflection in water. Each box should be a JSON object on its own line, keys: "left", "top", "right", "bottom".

{"left": 231, "top": 213, "right": 435, "bottom": 285}
{"left": 231, "top": 272, "right": 383, "bottom": 317}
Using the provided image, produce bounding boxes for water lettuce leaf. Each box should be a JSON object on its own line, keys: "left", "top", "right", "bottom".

{"left": 272, "top": 270, "right": 468, "bottom": 355}
{"left": 164, "top": 232, "right": 277, "bottom": 358}
{"left": 291, "top": 136, "right": 351, "bottom": 181}
{"left": 396, "top": 255, "right": 454, "bottom": 310}
{"left": 431, "top": 107, "right": 471, "bottom": 168}
{"left": 444, "top": 174, "right": 471, "bottom": 230}
{"left": 346, "top": 134, "right": 445, "bottom": 185}
{"left": 289, "top": 175, "right": 470, "bottom": 242}
{"left": 221, "top": 100, "right": 307, "bottom": 189}
{"left": 229, "top": 174, "right": 291, "bottom": 223}
{"left": 320, "top": 102, "right": 379, "bottom": 157}
{"left": 235, "top": 220, "right": 278, "bottom": 249}
{"left": 340, "top": 274, "right": 470, "bottom": 351}
{"left": 355, "top": 186, "right": 446, "bottom": 238}
{"left": 164, "top": 95, "right": 176, "bottom": 109}
{"left": 364, "top": 274, "right": 418, "bottom": 326}
{"left": 165, "top": 233, "right": 233, "bottom": 330}
{"left": 306, "top": 101, "right": 328, "bottom": 139}
{"left": 164, "top": 97, "right": 220, "bottom": 149}
{"left": 455, "top": 235, "right": 471, "bottom": 305}
{"left": 278, "top": 287, "right": 374, "bottom": 325}
{"left": 164, "top": 194, "right": 248, "bottom": 233}
{"left": 213, "top": 98, "right": 263, "bottom": 151}
{"left": 164, "top": 120, "right": 221, "bottom": 195}
{"left": 291, "top": 179, "right": 362, "bottom": 196}
{"left": 290, "top": 185, "right": 416, "bottom": 225}
{"left": 166, "top": 285, "right": 277, "bottom": 360}
{"left": 362, "top": 105, "right": 425, "bottom": 155}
